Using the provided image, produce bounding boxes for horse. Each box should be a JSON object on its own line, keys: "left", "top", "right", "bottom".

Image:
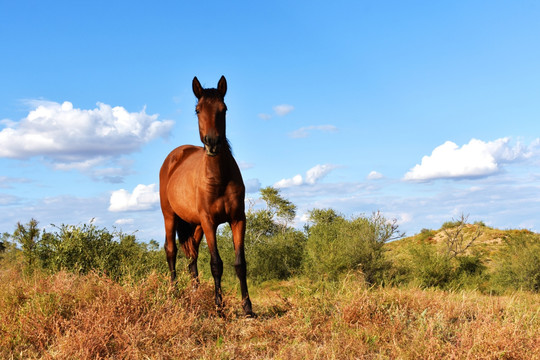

{"left": 159, "top": 76, "right": 255, "bottom": 317}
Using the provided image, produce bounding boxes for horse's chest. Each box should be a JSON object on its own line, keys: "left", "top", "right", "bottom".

{"left": 199, "top": 185, "right": 239, "bottom": 218}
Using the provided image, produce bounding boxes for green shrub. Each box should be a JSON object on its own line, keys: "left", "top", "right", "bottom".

{"left": 8, "top": 219, "right": 168, "bottom": 282}
{"left": 441, "top": 220, "right": 461, "bottom": 230}
{"left": 456, "top": 254, "right": 486, "bottom": 276}
{"left": 493, "top": 231, "right": 540, "bottom": 292}
{"left": 417, "top": 228, "right": 436, "bottom": 242}
{"left": 244, "top": 186, "right": 305, "bottom": 282}
{"left": 248, "top": 230, "right": 306, "bottom": 282}
{"left": 303, "top": 210, "right": 400, "bottom": 283}
{"left": 405, "top": 241, "right": 488, "bottom": 290}
{"left": 13, "top": 219, "right": 41, "bottom": 272}
{"left": 198, "top": 224, "right": 306, "bottom": 284}
{"left": 406, "top": 241, "right": 453, "bottom": 288}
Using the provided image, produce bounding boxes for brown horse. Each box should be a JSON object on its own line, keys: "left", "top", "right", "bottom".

{"left": 159, "top": 76, "right": 254, "bottom": 317}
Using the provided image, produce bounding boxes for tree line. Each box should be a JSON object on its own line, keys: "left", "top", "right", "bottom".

{"left": 1, "top": 187, "right": 539, "bottom": 293}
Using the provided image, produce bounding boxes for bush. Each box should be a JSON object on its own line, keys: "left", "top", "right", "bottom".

{"left": 303, "top": 210, "right": 400, "bottom": 283}
{"left": 493, "top": 231, "right": 540, "bottom": 292}
{"left": 248, "top": 230, "right": 306, "bottom": 282}
{"left": 8, "top": 219, "right": 168, "bottom": 282}
{"left": 417, "top": 228, "right": 436, "bottom": 243}
{"left": 404, "top": 240, "right": 488, "bottom": 290}
{"left": 198, "top": 224, "right": 306, "bottom": 284}
{"left": 406, "top": 241, "right": 453, "bottom": 288}
{"left": 12, "top": 219, "right": 41, "bottom": 271}
{"left": 244, "top": 186, "right": 305, "bottom": 282}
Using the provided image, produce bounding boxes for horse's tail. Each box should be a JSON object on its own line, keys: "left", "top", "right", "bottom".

{"left": 175, "top": 216, "right": 198, "bottom": 260}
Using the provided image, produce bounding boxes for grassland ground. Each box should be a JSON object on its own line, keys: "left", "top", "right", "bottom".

{"left": 1, "top": 266, "right": 538, "bottom": 359}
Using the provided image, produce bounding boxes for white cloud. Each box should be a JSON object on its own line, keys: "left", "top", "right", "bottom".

{"left": 305, "top": 164, "right": 336, "bottom": 184}
{"left": 0, "top": 100, "right": 174, "bottom": 168}
{"left": 289, "top": 125, "right": 338, "bottom": 139}
{"left": 108, "top": 183, "right": 160, "bottom": 212}
{"left": 397, "top": 212, "right": 413, "bottom": 225}
{"left": 273, "top": 104, "right": 294, "bottom": 116}
{"left": 367, "top": 171, "right": 384, "bottom": 180}
{"left": 0, "top": 176, "right": 31, "bottom": 188}
{"left": 258, "top": 104, "right": 295, "bottom": 120}
{"left": 51, "top": 156, "right": 134, "bottom": 183}
{"left": 275, "top": 164, "right": 337, "bottom": 188}
{"left": 404, "top": 137, "right": 531, "bottom": 181}
{"left": 258, "top": 113, "right": 272, "bottom": 120}
{"left": 114, "top": 218, "right": 134, "bottom": 225}
{"left": 275, "top": 174, "right": 303, "bottom": 188}
{"left": 0, "top": 193, "right": 19, "bottom": 205}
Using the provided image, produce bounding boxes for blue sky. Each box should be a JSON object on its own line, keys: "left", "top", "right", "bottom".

{"left": 1, "top": 1, "right": 540, "bottom": 241}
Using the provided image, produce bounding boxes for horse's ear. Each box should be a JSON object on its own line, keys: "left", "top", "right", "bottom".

{"left": 217, "top": 76, "right": 227, "bottom": 97}
{"left": 192, "top": 77, "right": 203, "bottom": 99}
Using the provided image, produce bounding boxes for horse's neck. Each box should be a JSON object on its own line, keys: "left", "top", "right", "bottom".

{"left": 202, "top": 151, "right": 232, "bottom": 184}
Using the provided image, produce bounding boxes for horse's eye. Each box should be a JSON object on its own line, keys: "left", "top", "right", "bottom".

{"left": 195, "top": 109, "right": 200, "bottom": 115}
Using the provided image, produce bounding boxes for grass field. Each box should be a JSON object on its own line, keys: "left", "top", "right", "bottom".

{"left": 1, "top": 266, "right": 538, "bottom": 359}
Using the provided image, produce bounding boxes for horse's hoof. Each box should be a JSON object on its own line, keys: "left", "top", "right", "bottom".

{"left": 216, "top": 308, "right": 226, "bottom": 318}
{"left": 169, "top": 287, "right": 180, "bottom": 298}
{"left": 245, "top": 311, "right": 257, "bottom": 319}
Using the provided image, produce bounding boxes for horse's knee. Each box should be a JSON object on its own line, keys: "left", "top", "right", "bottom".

{"left": 234, "top": 259, "right": 246, "bottom": 276}
{"left": 164, "top": 240, "right": 177, "bottom": 255}
{"left": 210, "top": 257, "right": 223, "bottom": 277}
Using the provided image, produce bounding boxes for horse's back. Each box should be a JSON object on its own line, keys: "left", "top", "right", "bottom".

{"left": 160, "top": 145, "right": 203, "bottom": 181}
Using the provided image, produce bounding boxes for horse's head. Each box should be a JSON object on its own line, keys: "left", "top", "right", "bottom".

{"left": 192, "top": 76, "right": 228, "bottom": 157}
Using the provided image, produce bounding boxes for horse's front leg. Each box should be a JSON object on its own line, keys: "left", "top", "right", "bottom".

{"left": 201, "top": 221, "right": 223, "bottom": 312}
{"left": 231, "top": 219, "right": 255, "bottom": 317}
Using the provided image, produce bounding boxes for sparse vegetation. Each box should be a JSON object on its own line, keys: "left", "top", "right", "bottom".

{"left": 1, "top": 189, "right": 539, "bottom": 358}
{"left": 442, "top": 214, "right": 482, "bottom": 258}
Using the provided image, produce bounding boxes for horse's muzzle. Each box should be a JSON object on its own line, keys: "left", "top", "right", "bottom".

{"left": 203, "top": 135, "right": 221, "bottom": 157}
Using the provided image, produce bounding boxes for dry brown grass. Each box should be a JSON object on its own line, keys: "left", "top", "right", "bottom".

{"left": 1, "top": 267, "right": 538, "bottom": 359}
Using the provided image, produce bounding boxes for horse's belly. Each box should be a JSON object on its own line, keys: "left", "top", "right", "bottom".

{"left": 167, "top": 174, "right": 201, "bottom": 224}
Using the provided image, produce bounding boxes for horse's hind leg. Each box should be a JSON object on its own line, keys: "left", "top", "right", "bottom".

{"left": 201, "top": 220, "right": 224, "bottom": 311}
{"left": 187, "top": 225, "right": 203, "bottom": 281}
{"left": 163, "top": 212, "right": 178, "bottom": 284}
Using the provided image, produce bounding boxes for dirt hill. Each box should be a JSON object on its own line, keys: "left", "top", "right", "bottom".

{"left": 385, "top": 223, "right": 535, "bottom": 267}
